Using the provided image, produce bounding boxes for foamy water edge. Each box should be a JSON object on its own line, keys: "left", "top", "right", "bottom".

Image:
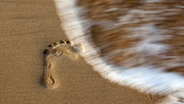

{"left": 54, "top": 0, "right": 184, "bottom": 103}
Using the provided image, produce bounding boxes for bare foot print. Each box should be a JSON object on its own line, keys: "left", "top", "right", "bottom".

{"left": 44, "top": 69, "right": 58, "bottom": 89}
{"left": 42, "top": 40, "right": 81, "bottom": 89}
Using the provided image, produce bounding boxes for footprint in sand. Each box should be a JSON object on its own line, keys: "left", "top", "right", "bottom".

{"left": 42, "top": 40, "right": 82, "bottom": 89}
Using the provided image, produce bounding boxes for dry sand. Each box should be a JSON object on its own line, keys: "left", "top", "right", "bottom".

{"left": 0, "top": 0, "right": 162, "bottom": 104}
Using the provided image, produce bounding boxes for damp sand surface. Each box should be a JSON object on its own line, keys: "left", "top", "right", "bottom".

{"left": 0, "top": 0, "right": 162, "bottom": 104}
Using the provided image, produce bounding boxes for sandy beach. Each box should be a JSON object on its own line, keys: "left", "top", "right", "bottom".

{"left": 0, "top": 0, "right": 162, "bottom": 104}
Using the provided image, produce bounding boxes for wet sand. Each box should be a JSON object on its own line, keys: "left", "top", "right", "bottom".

{"left": 0, "top": 0, "right": 162, "bottom": 104}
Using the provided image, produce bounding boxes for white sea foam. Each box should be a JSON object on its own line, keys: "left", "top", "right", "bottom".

{"left": 54, "top": 0, "right": 184, "bottom": 103}
{"left": 128, "top": 23, "right": 171, "bottom": 55}
{"left": 92, "top": 20, "right": 118, "bottom": 31}
{"left": 142, "top": 0, "right": 164, "bottom": 3}
{"left": 104, "top": 7, "right": 119, "bottom": 12}
{"left": 176, "top": 6, "right": 184, "bottom": 9}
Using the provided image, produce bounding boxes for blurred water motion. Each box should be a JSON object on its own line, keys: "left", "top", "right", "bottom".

{"left": 56, "top": 0, "right": 184, "bottom": 104}
{"left": 55, "top": 0, "right": 184, "bottom": 103}
{"left": 76, "top": 0, "right": 184, "bottom": 73}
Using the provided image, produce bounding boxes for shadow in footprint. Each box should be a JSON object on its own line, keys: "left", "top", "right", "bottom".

{"left": 41, "top": 40, "right": 80, "bottom": 90}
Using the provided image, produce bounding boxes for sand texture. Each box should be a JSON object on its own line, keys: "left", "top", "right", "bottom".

{"left": 0, "top": 0, "right": 162, "bottom": 104}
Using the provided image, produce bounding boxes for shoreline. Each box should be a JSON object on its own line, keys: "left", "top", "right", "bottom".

{"left": 0, "top": 0, "right": 162, "bottom": 104}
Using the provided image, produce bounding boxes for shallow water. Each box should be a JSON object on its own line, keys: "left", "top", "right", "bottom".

{"left": 55, "top": 0, "right": 184, "bottom": 103}
{"left": 0, "top": 0, "right": 163, "bottom": 104}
